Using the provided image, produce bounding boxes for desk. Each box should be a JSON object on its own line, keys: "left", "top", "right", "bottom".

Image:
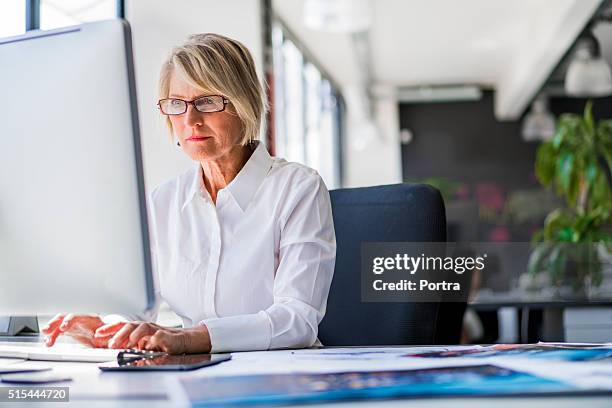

{"left": 469, "top": 298, "right": 612, "bottom": 343}
{"left": 2, "top": 345, "right": 612, "bottom": 408}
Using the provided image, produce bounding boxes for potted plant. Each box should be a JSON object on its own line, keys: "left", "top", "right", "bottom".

{"left": 528, "top": 101, "right": 611, "bottom": 295}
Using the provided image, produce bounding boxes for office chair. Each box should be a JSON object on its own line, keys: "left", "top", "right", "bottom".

{"left": 318, "top": 183, "right": 466, "bottom": 346}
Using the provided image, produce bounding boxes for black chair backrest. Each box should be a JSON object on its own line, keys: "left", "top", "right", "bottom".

{"left": 319, "top": 183, "right": 465, "bottom": 346}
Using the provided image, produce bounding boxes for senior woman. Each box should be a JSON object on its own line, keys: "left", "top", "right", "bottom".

{"left": 42, "top": 33, "right": 336, "bottom": 354}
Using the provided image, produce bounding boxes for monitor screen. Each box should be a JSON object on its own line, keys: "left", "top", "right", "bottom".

{"left": 0, "top": 20, "right": 155, "bottom": 315}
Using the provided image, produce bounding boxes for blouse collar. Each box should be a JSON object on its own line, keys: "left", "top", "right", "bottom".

{"left": 182, "top": 141, "right": 273, "bottom": 212}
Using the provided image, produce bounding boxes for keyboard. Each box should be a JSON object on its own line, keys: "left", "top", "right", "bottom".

{"left": 0, "top": 343, "right": 120, "bottom": 363}
{"left": 0, "top": 335, "right": 42, "bottom": 343}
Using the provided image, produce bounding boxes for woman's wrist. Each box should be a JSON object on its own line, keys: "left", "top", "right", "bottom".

{"left": 185, "top": 324, "right": 212, "bottom": 353}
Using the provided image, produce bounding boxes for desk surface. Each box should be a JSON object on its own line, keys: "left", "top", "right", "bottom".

{"left": 1, "top": 344, "right": 612, "bottom": 408}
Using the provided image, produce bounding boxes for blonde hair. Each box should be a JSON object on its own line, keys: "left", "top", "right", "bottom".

{"left": 158, "top": 33, "right": 267, "bottom": 145}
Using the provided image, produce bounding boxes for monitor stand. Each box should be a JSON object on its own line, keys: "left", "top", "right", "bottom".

{"left": 0, "top": 316, "right": 39, "bottom": 336}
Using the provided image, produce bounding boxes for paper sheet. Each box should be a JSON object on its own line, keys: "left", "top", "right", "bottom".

{"left": 290, "top": 345, "right": 483, "bottom": 360}
{"left": 0, "top": 357, "right": 26, "bottom": 367}
{"left": 0, "top": 344, "right": 119, "bottom": 362}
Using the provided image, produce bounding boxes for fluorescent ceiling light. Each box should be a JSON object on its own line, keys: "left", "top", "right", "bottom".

{"left": 397, "top": 85, "right": 482, "bottom": 103}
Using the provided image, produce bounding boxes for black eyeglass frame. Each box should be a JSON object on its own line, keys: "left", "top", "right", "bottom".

{"left": 157, "top": 95, "right": 230, "bottom": 115}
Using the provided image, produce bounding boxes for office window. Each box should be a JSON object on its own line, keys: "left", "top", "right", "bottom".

{"left": 272, "top": 22, "right": 343, "bottom": 189}
{"left": 0, "top": 0, "right": 26, "bottom": 38}
{"left": 40, "top": 0, "right": 117, "bottom": 30}
{"left": 280, "top": 38, "right": 306, "bottom": 164}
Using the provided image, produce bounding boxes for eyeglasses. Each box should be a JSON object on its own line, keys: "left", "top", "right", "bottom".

{"left": 157, "top": 95, "right": 229, "bottom": 115}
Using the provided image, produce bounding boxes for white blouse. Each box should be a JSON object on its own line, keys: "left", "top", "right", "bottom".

{"left": 146, "top": 142, "right": 336, "bottom": 352}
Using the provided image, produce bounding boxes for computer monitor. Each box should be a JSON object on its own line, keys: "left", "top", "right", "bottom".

{"left": 0, "top": 20, "right": 155, "bottom": 316}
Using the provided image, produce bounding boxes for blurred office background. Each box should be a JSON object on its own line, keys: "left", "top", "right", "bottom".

{"left": 1, "top": 0, "right": 611, "bottom": 344}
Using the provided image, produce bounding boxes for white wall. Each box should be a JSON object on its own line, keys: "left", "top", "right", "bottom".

{"left": 343, "top": 86, "right": 403, "bottom": 187}
{"left": 125, "top": 0, "right": 264, "bottom": 192}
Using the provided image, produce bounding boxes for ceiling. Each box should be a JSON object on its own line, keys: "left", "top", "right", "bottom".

{"left": 273, "top": 0, "right": 606, "bottom": 120}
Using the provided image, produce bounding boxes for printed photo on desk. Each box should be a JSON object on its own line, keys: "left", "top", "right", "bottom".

{"left": 179, "top": 364, "right": 589, "bottom": 406}
{"left": 411, "top": 343, "right": 612, "bottom": 362}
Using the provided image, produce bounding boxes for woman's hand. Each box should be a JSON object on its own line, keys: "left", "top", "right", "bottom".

{"left": 106, "top": 321, "right": 212, "bottom": 354}
{"left": 42, "top": 316, "right": 212, "bottom": 354}
{"left": 41, "top": 314, "right": 125, "bottom": 348}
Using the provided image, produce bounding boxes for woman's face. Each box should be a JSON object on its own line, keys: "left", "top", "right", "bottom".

{"left": 167, "top": 71, "right": 244, "bottom": 162}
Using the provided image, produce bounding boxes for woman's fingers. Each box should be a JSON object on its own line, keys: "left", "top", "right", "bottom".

{"left": 141, "top": 327, "right": 210, "bottom": 354}
{"left": 126, "top": 323, "right": 159, "bottom": 349}
{"left": 43, "top": 314, "right": 65, "bottom": 346}
{"left": 144, "top": 331, "right": 186, "bottom": 354}
{"left": 45, "top": 316, "right": 164, "bottom": 350}
{"left": 143, "top": 331, "right": 167, "bottom": 352}
{"left": 44, "top": 329, "right": 62, "bottom": 347}
{"left": 91, "top": 323, "right": 125, "bottom": 349}
{"left": 94, "top": 322, "right": 125, "bottom": 338}
{"left": 59, "top": 314, "right": 102, "bottom": 333}
{"left": 136, "top": 335, "right": 152, "bottom": 350}
{"left": 108, "top": 323, "right": 138, "bottom": 349}
{"left": 58, "top": 313, "right": 77, "bottom": 332}
{"left": 41, "top": 314, "right": 64, "bottom": 335}
{"left": 58, "top": 315, "right": 97, "bottom": 344}
{"left": 45, "top": 315, "right": 104, "bottom": 348}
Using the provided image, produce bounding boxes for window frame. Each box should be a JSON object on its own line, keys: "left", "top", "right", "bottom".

{"left": 25, "top": 0, "right": 124, "bottom": 31}
{"left": 271, "top": 15, "right": 345, "bottom": 188}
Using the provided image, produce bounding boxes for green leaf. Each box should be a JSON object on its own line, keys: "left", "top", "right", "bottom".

{"left": 573, "top": 213, "right": 594, "bottom": 236}
{"left": 543, "top": 209, "right": 571, "bottom": 240}
{"left": 585, "top": 158, "right": 598, "bottom": 186}
{"left": 596, "top": 120, "right": 612, "bottom": 154}
{"left": 535, "top": 142, "right": 556, "bottom": 186}
{"left": 555, "top": 114, "right": 582, "bottom": 148}
{"left": 558, "top": 227, "right": 574, "bottom": 242}
{"left": 589, "top": 206, "right": 611, "bottom": 227}
{"left": 566, "top": 165, "right": 581, "bottom": 209}
{"left": 595, "top": 119, "right": 612, "bottom": 190}
{"left": 531, "top": 229, "right": 544, "bottom": 244}
{"left": 583, "top": 100, "right": 594, "bottom": 137}
{"left": 591, "top": 172, "right": 612, "bottom": 214}
{"left": 552, "top": 125, "right": 566, "bottom": 149}
{"left": 556, "top": 152, "right": 574, "bottom": 192}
